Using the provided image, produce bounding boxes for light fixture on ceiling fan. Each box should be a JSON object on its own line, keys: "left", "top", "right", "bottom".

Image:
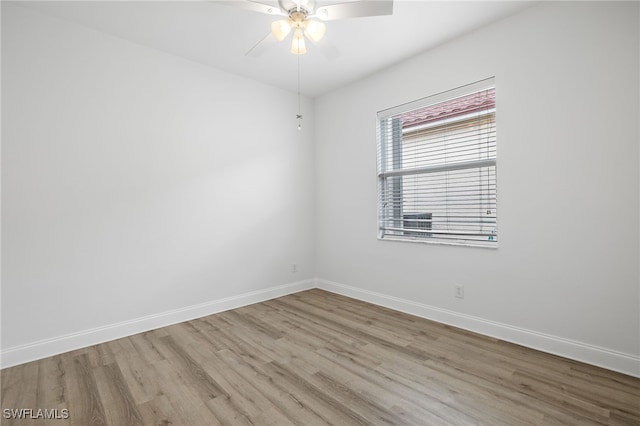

{"left": 221, "top": 0, "right": 393, "bottom": 129}
{"left": 225, "top": 0, "right": 394, "bottom": 56}
{"left": 270, "top": 8, "right": 326, "bottom": 54}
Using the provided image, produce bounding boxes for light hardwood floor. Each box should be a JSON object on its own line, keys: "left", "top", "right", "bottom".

{"left": 2, "top": 289, "right": 639, "bottom": 425}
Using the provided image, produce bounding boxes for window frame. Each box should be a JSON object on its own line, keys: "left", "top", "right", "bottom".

{"left": 376, "top": 78, "right": 498, "bottom": 248}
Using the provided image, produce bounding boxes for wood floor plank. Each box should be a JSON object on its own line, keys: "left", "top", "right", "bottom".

{"left": 136, "top": 394, "right": 177, "bottom": 426}
{"left": 254, "top": 359, "right": 374, "bottom": 425}
{"left": 112, "top": 352, "right": 160, "bottom": 406}
{"left": 85, "top": 344, "right": 117, "bottom": 369}
{"left": 155, "top": 335, "right": 228, "bottom": 401}
{"left": 150, "top": 358, "right": 224, "bottom": 426}
{"left": 187, "top": 343, "right": 272, "bottom": 419}
{"left": 251, "top": 406, "right": 297, "bottom": 426}
{"left": 62, "top": 352, "right": 107, "bottom": 426}
{"left": 222, "top": 310, "right": 286, "bottom": 341}
{"left": 127, "top": 332, "right": 166, "bottom": 364}
{"left": 1, "top": 289, "right": 638, "bottom": 425}
{"left": 206, "top": 394, "right": 257, "bottom": 426}
{"left": 214, "top": 349, "right": 332, "bottom": 425}
{"left": 313, "top": 344, "right": 483, "bottom": 424}
{"left": 225, "top": 321, "right": 303, "bottom": 365}
{"left": 289, "top": 350, "right": 465, "bottom": 425}
{"left": 35, "top": 355, "right": 67, "bottom": 412}
{"left": 0, "top": 362, "right": 39, "bottom": 426}
{"left": 265, "top": 298, "right": 369, "bottom": 347}
{"left": 93, "top": 363, "right": 144, "bottom": 426}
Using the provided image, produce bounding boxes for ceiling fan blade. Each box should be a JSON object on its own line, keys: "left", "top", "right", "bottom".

{"left": 245, "top": 32, "right": 279, "bottom": 57}
{"left": 217, "top": 0, "right": 285, "bottom": 16}
{"left": 315, "top": 0, "right": 393, "bottom": 21}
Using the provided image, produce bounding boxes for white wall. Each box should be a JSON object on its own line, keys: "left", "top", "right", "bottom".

{"left": 315, "top": 1, "right": 640, "bottom": 372}
{"left": 1, "top": 4, "right": 315, "bottom": 360}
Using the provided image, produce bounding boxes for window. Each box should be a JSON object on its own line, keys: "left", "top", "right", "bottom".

{"left": 377, "top": 78, "right": 497, "bottom": 247}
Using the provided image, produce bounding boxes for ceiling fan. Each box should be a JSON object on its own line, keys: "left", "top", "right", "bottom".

{"left": 223, "top": 0, "right": 394, "bottom": 56}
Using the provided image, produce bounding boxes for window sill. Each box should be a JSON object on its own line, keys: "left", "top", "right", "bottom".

{"left": 378, "top": 235, "right": 498, "bottom": 249}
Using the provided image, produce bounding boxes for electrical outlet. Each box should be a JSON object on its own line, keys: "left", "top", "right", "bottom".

{"left": 291, "top": 263, "right": 297, "bottom": 273}
{"left": 454, "top": 285, "right": 464, "bottom": 299}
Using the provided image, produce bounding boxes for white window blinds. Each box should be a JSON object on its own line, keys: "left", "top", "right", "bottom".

{"left": 377, "top": 78, "right": 497, "bottom": 247}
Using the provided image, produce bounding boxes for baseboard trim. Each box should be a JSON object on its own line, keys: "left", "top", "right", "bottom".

{"left": 316, "top": 278, "right": 640, "bottom": 378}
{"left": 4, "top": 277, "right": 639, "bottom": 378}
{"left": 0, "top": 279, "right": 315, "bottom": 369}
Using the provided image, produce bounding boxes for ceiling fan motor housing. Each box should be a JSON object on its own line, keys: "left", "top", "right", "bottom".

{"left": 290, "top": 11, "right": 307, "bottom": 25}
{"left": 279, "top": 0, "right": 316, "bottom": 15}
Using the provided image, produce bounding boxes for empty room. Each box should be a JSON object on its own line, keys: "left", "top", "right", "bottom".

{"left": 1, "top": 0, "right": 639, "bottom": 424}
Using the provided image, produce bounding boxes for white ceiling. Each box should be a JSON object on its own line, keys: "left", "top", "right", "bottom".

{"left": 15, "top": 0, "right": 534, "bottom": 97}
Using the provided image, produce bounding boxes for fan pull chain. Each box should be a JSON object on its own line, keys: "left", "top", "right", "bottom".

{"left": 297, "top": 52, "right": 302, "bottom": 130}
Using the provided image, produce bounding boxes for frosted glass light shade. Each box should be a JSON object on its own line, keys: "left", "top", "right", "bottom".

{"left": 290, "top": 29, "right": 307, "bottom": 54}
{"left": 271, "top": 19, "right": 292, "bottom": 41}
{"left": 304, "top": 20, "right": 326, "bottom": 42}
